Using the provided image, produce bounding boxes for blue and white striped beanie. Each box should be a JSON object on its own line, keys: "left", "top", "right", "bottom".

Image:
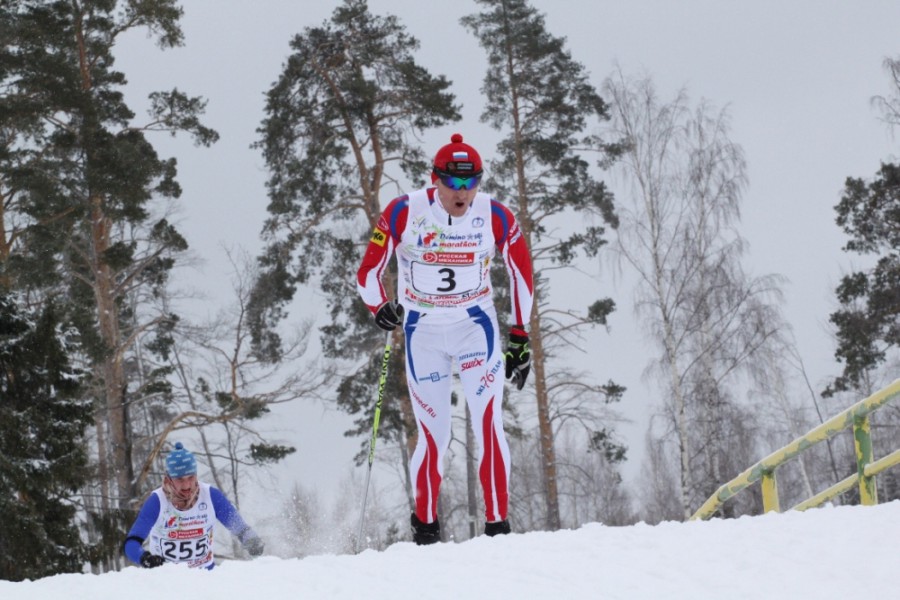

{"left": 165, "top": 442, "right": 197, "bottom": 478}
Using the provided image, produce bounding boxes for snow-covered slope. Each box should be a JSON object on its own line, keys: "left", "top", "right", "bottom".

{"left": 4, "top": 501, "right": 897, "bottom": 600}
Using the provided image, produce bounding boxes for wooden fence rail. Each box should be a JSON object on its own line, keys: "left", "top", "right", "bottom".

{"left": 691, "top": 379, "right": 900, "bottom": 521}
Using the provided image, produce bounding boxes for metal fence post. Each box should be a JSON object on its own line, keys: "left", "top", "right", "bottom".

{"left": 761, "top": 469, "right": 780, "bottom": 513}
{"left": 854, "top": 415, "right": 877, "bottom": 505}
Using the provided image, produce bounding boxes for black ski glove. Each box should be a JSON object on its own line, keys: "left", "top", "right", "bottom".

{"left": 504, "top": 327, "right": 531, "bottom": 390}
{"left": 140, "top": 551, "right": 165, "bottom": 568}
{"left": 244, "top": 536, "right": 265, "bottom": 557}
{"left": 375, "top": 300, "right": 404, "bottom": 331}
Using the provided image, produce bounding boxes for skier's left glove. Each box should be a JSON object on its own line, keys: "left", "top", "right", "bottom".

{"left": 244, "top": 536, "right": 265, "bottom": 557}
{"left": 504, "top": 327, "right": 531, "bottom": 391}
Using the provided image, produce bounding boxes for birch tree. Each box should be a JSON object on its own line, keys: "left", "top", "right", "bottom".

{"left": 604, "top": 71, "right": 787, "bottom": 518}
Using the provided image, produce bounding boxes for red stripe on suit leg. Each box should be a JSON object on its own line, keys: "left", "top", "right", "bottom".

{"left": 479, "top": 397, "right": 508, "bottom": 522}
{"left": 414, "top": 420, "right": 442, "bottom": 523}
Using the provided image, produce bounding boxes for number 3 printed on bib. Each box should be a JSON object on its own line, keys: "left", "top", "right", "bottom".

{"left": 411, "top": 261, "right": 481, "bottom": 296}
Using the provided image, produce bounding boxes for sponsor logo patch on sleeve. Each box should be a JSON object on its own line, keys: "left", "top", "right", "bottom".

{"left": 370, "top": 228, "right": 387, "bottom": 247}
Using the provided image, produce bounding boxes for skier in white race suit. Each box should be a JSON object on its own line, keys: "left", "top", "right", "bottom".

{"left": 356, "top": 133, "right": 534, "bottom": 544}
{"left": 123, "top": 442, "right": 264, "bottom": 569}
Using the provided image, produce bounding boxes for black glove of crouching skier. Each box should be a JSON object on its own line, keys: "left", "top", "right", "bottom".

{"left": 244, "top": 536, "right": 265, "bottom": 557}
{"left": 140, "top": 551, "right": 165, "bottom": 568}
{"left": 375, "top": 300, "right": 404, "bottom": 331}
{"left": 237, "top": 527, "right": 265, "bottom": 557}
{"left": 504, "top": 327, "right": 531, "bottom": 390}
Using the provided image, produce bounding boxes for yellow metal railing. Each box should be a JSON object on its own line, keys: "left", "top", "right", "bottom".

{"left": 690, "top": 379, "right": 900, "bottom": 521}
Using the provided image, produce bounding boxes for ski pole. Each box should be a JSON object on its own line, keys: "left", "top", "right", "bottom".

{"left": 355, "top": 329, "right": 393, "bottom": 553}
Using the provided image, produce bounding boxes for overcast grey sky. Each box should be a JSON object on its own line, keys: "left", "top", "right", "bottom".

{"left": 116, "top": 0, "right": 900, "bottom": 511}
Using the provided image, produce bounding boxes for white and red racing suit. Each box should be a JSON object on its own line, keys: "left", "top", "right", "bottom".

{"left": 357, "top": 186, "right": 534, "bottom": 524}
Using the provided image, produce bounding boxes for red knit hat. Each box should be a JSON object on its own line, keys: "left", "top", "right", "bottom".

{"left": 431, "top": 133, "right": 483, "bottom": 182}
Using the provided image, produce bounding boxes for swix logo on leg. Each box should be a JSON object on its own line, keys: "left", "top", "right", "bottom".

{"left": 461, "top": 357, "right": 485, "bottom": 371}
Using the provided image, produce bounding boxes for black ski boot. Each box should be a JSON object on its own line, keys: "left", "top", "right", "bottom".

{"left": 410, "top": 512, "right": 441, "bottom": 545}
{"left": 484, "top": 519, "right": 511, "bottom": 537}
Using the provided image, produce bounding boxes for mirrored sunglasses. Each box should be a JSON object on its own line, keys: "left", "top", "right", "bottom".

{"left": 438, "top": 173, "right": 481, "bottom": 190}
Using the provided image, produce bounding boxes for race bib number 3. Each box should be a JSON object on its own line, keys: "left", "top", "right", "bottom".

{"left": 410, "top": 261, "right": 482, "bottom": 296}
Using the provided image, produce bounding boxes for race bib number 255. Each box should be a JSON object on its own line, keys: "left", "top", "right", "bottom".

{"left": 158, "top": 534, "right": 209, "bottom": 562}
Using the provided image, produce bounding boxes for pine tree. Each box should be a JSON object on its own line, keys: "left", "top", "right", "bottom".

{"left": 250, "top": 0, "right": 459, "bottom": 490}
{"left": 828, "top": 162, "right": 900, "bottom": 395}
{"left": 1, "top": 0, "right": 217, "bottom": 563}
{"left": 461, "top": 0, "right": 625, "bottom": 530}
{"left": 0, "top": 294, "right": 91, "bottom": 582}
{"left": 826, "top": 57, "right": 900, "bottom": 395}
